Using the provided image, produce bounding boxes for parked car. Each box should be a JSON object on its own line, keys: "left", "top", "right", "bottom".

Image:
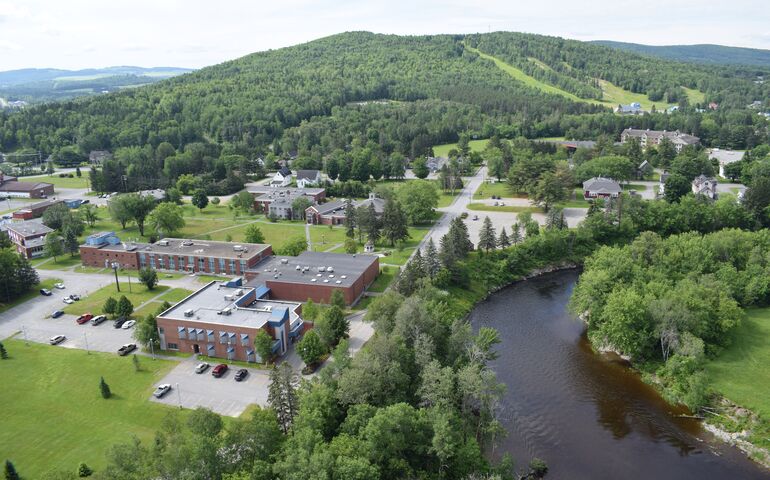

{"left": 113, "top": 317, "right": 128, "bottom": 328}
{"left": 69, "top": 294, "right": 81, "bottom": 301}
{"left": 195, "top": 362, "right": 210, "bottom": 374}
{"left": 54, "top": 283, "right": 65, "bottom": 290}
{"left": 472, "top": 215, "right": 479, "bottom": 221}
{"left": 234, "top": 369, "right": 248, "bottom": 382}
{"left": 62, "top": 297, "right": 74, "bottom": 304}
{"left": 81, "top": 199, "right": 90, "bottom": 204}
{"left": 121, "top": 320, "right": 136, "bottom": 329}
{"left": 211, "top": 364, "right": 228, "bottom": 378}
{"left": 40, "top": 289, "right": 52, "bottom": 296}
{"left": 117, "top": 343, "right": 137, "bottom": 356}
{"left": 49, "top": 335, "right": 66, "bottom": 345}
{"left": 153, "top": 384, "right": 172, "bottom": 398}
{"left": 76, "top": 313, "right": 93, "bottom": 324}
{"left": 460, "top": 212, "right": 469, "bottom": 219}
{"left": 91, "top": 315, "right": 107, "bottom": 326}
{"left": 51, "top": 310, "right": 64, "bottom": 318}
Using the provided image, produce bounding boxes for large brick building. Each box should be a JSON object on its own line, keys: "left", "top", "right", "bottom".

{"left": 2, "top": 220, "right": 54, "bottom": 258}
{"left": 248, "top": 186, "right": 326, "bottom": 219}
{"left": 156, "top": 278, "right": 306, "bottom": 362}
{"left": 0, "top": 174, "right": 54, "bottom": 199}
{"left": 247, "top": 251, "right": 379, "bottom": 305}
{"left": 80, "top": 233, "right": 273, "bottom": 276}
{"left": 12, "top": 199, "right": 64, "bottom": 220}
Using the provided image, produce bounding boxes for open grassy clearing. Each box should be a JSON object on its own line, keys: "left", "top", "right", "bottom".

{"left": 0, "top": 339, "right": 181, "bottom": 477}
{"left": 0, "top": 278, "right": 61, "bottom": 314}
{"left": 368, "top": 265, "right": 399, "bottom": 293}
{"left": 473, "top": 181, "right": 524, "bottom": 199}
{"left": 706, "top": 307, "right": 770, "bottom": 418}
{"left": 19, "top": 174, "right": 90, "bottom": 189}
{"left": 467, "top": 203, "right": 541, "bottom": 214}
{"left": 61, "top": 283, "right": 188, "bottom": 317}
{"left": 597, "top": 79, "right": 675, "bottom": 111}
{"left": 432, "top": 139, "right": 490, "bottom": 158}
{"left": 683, "top": 86, "right": 706, "bottom": 105}
{"left": 32, "top": 254, "right": 83, "bottom": 270}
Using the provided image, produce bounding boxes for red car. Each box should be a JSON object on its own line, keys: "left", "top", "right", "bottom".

{"left": 76, "top": 313, "right": 93, "bottom": 325}
{"left": 211, "top": 364, "right": 228, "bottom": 378}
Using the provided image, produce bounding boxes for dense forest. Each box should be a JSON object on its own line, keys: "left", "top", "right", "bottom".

{"left": 593, "top": 41, "right": 770, "bottom": 68}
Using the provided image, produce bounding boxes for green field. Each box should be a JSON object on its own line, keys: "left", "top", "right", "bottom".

{"left": 20, "top": 174, "right": 89, "bottom": 189}
{"left": 368, "top": 266, "right": 399, "bottom": 293}
{"left": 432, "top": 139, "right": 490, "bottom": 158}
{"left": 61, "top": 284, "right": 188, "bottom": 317}
{"left": 0, "top": 278, "right": 61, "bottom": 314}
{"left": 706, "top": 308, "right": 770, "bottom": 417}
{"left": 467, "top": 203, "right": 541, "bottom": 214}
{"left": 474, "top": 181, "right": 521, "bottom": 199}
{"left": 0, "top": 340, "right": 180, "bottom": 477}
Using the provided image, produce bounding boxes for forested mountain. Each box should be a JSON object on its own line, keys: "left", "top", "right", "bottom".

{"left": 1, "top": 31, "right": 769, "bottom": 193}
{"left": 593, "top": 40, "right": 770, "bottom": 68}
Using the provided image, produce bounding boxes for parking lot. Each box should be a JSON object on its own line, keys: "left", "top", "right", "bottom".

{"left": 149, "top": 357, "right": 270, "bottom": 417}
{"left": 17, "top": 312, "right": 137, "bottom": 354}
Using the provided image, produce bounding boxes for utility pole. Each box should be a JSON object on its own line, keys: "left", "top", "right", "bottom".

{"left": 176, "top": 382, "right": 182, "bottom": 408}
{"left": 84, "top": 332, "right": 90, "bottom": 354}
{"left": 111, "top": 262, "right": 121, "bottom": 292}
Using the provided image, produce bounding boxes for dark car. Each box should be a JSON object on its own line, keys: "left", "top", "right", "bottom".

{"left": 234, "top": 369, "right": 248, "bottom": 382}
{"left": 51, "top": 310, "right": 64, "bottom": 318}
{"left": 90, "top": 315, "right": 107, "bottom": 326}
{"left": 211, "top": 364, "right": 228, "bottom": 378}
{"left": 76, "top": 313, "right": 94, "bottom": 325}
{"left": 69, "top": 294, "right": 81, "bottom": 301}
{"left": 40, "top": 289, "right": 53, "bottom": 296}
{"left": 117, "top": 343, "right": 137, "bottom": 356}
{"left": 113, "top": 317, "right": 128, "bottom": 328}
{"left": 81, "top": 199, "right": 90, "bottom": 205}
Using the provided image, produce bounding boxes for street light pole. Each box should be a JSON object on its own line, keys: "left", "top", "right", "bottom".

{"left": 176, "top": 382, "right": 181, "bottom": 408}
{"left": 84, "top": 332, "right": 90, "bottom": 354}
{"left": 111, "top": 262, "right": 120, "bottom": 292}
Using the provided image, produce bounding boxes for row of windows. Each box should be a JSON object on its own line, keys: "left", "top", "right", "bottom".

{"left": 138, "top": 253, "right": 247, "bottom": 274}
{"left": 176, "top": 327, "right": 253, "bottom": 347}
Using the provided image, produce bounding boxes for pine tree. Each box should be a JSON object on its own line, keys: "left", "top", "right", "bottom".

{"left": 329, "top": 289, "right": 346, "bottom": 310}
{"left": 63, "top": 223, "right": 80, "bottom": 257}
{"left": 423, "top": 238, "right": 441, "bottom": 278}
{"left": 343, "top": 199, "right": 356, "bottom": 238}
{"left": 396, "top": 255, "right": 427, "bottom": 296}
{"left": 364, "top": 203, "right": 381, "bottom": 244}
{"left": 268, "top": 363, "right": 298, "bottom": 434}
{"left": 4, "top": 460, "right": 19, "bottom": 480}
{"left": 381, "top": 197, "right": 409, "bottom": 246}
{"left": 478, "top": 216, "right": 497, "bottom": 251}
{"left": 0, "top": 342, "right": 7, "bottom": 359}
{"left": 511, "top": 222, "right": 522, "bottom": 244}
{"left": 546, "top": 207, "right": 566, "bottom": 230}
{"left": 498, "top": 227, "right": 510, "bottom": 248}
{"left": 99, "top": 377, "right": 111, "bottom": 399}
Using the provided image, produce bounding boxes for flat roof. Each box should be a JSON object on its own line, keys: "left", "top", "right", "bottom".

{"left": 160, "top": 281, "right": 301, "bottom": 328}
{"left": 0, "top": 181, "right": 53, "bottom": 192}
{"left": 84, "top": 237, "right": 271, "bottom": 260}
{"left": 248, "top": 251, "right": 378, "bottom": 288}
{"left": 4, "top": 219, "right": 53, "bottom": 237}
{"left": 248, "top": 185, "right": 325, "bottom": 196}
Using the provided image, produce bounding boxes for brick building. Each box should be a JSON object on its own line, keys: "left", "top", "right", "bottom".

{"left": 305, "top": 193, "right": 385, "bottom": 226}
{"left": 247, "top": 251, "right": 379, "bottom": 305}
{"left": 80, "top": 234, "right": 273, "bottom": 276}
{"left": 12, "top": 199, "right": 64, "bottom": 220}
{"left": 248, "top": 186, "right": 325, "bottom": 218}
{"left": 156, "top": 278, "right": 305, "bottom": 362}
{"left": 0, "top": 174, "right": 55, "bottom": 199}
{"left": 2, "top": 220, "right": 54, "bottom": 258}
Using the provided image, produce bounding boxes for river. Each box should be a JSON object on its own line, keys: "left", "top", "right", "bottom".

{"left": 469, "top": 270, "right": 769, "bottom": 480}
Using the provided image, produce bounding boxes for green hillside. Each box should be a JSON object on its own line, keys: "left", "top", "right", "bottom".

{"left": 593, "top": 40, "right": 770, "bottom": 67}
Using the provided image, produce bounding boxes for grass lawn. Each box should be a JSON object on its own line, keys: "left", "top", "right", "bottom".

{"left": 369, "top": 266, "right": 399, "bottom": 293}
{"left": 623, "top": 183, "right": 648, "bottom": 191}
{"left": 19, "top": 174, "right": 89, "bottom": 189}
{"left": 432, "top": 139, "right": 489, "bottom": 158}
{"left": 0, "top": 339, "right": 181, "bottom": 477}
{"left": 0, "top": 278, "right": 61, "bottom": 314}
{"left": 32, "top": 254, "right": 83, "bottom": 270}
{"left": 467, "top": 203, "right": 542, "bottom": 214}
{"left": 63, "top": 284, "right": 172, "bottom": 317}
{"left": 706, "top": 307, "right": 770, "bottom": 418}
{"left": 474, "top": 181, "right": 523, "bottom": 199}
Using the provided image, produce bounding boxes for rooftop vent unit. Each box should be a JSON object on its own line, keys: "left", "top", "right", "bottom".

{"left": 295, "top": 265, "right": 301, "bottom": 270}
{"left": 224, "top": 294, "right": 234, "bottom": 301}
{"left": 221, "top": 307, "right": 232, "bottom": 315}
{"left": 181, "top": 240, "right": 193, "bottom": 247}
{"left": 144, "top": 246, "right": 152, "bottom": 250}
{"left": 335, "top": 280, "right": 341, "bottom": 284}
{"left": 328, "top": 274, "right": 334, "bottom": 278}
{"left": 310, "top": 278, "right": 317, "bottom": 282}
{"left": 158, "top": 239, "right": 169, "bottom": 246}
{"left": 280, "top": 258, "right": 289, "bottom": 264}
{"left": 340, "top": 275, "right": 347, "bottom": 279}
{"left": 183, "top": 309, "right": 194, "bottom": 317}
{"left": 124, "top": 244, "right": 136, "bottom": 251}
{"left": 274, "top": 274, "right": 279, "bottom": 279}
{"left": 233, "top": 245, "right": 244, "bottom": 252}
{"left": 323, "top": 279, "right": 329, "bottom": 283}
{"left": 327, "top": 266, "right": 334, "bottom": 273}
{"left": 318, "top": 266, "right": 326, "bottom": 272}
{"left": 316, "top": 273, "right": 322, "bottom": 277}
{"left": 235, "top": 289, "right": 243, "bottom": 296}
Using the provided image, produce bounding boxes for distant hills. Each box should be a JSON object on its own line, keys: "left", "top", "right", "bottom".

{"left": 592, "top": 41, "right": 770, "bottom": 67}
{"left": 0, "top": 66, "right": 193, "bottom": 103}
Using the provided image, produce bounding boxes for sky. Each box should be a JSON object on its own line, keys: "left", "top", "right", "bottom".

{"left": 1, "top": 0, "right": 769, "bottom": 71}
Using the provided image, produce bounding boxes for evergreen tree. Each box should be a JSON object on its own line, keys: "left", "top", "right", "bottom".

{"left": 99, "top": 377, "right": 111, "bottom": 399}
{"left": 4, "top": 460, "right": 19, "bottom": 480}
{"left": 330, "top": 289, "right": 346, "bottom": 310}
{"left": 423, "top": 238, "right": 441, "bottom": 278}
{"left": 546, "top": 207, "right": 567, "bottom": 230}
{"left": 103, "top": 297, "right": 117, "bottom": 317}
{"left": 62, "top": 223, "right": 80, "bottom": 257}
{"left": 0, "top": 342, "right": 7, "bottom": 359}
{"left": 511, "top": 222, "right": 523, "bottom": 244}
{"left": 478, "top": 216, "right": 497, "bottom": 251}
{"left": 343, "top": 199, "right": 356, "bottom": 238}
{"left": 268, "top": 363, "right": 298, "bottom": 434}
{"left": 381, "top": 197, "right": 409, "bottom": 246}
{"left": 364, "top": 203, "right": 381, "bottom": 244}
{"left": 44, "top": 232, "right": 63, "bottom": 262}
{"left": 116, "top": 295, "right": 134, "bottom": 318}
{"left": 396, "top": 255, "right": 427, "bottom": 296}
{"left": 498, "top": 227, "right": 510, "bottom": 248}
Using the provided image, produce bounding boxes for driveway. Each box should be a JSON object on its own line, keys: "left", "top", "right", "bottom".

{"left": 149, "top": 357, "right": 270, "bottom": 417}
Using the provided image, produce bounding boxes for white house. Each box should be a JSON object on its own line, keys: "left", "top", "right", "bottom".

{"left": 296, "top": 170, "right": 322, "bottom": 188}
{"left": 270, "top": 166, "right": 292, "bottom": 187}
{"left": 692, "top": 174, "right": 718, "bottom": 200}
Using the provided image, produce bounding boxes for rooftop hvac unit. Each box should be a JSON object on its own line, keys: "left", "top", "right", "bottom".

{"left": 274, "top": 274, "right": 279, "bottom": 279}
{"left": 318, "top": 266, "right": 326, "bottom": 272}
{"left": 158, "top": 239, "right": 169, "bottom": 246}
{"left": 328, "top": 274, "right": 334, "bottom": 278}
{"left": 310, "top": 278, "right": 317, "bottom": 282}
{"left": 316, "top": 273, "right": 322, "bottom": 277}
{"left": 224, "top": 294, "right": 234, "bottom": 301}
{"left": 235, "top": 289, "right": 243, "bottom": 296}
{"left": 181, "top": 240, "right": 193, "bottom": 246}
{"left": 326, "top": 266, "right": 334, "bottom": 273}
{"left": 183, "top": 309, "right": 194, "bottom": 317}
{"left": 335, "top": 280, "right": 341, "bottom": 284}
{"left": 280, "top": 258, "right": 289, "bottom": 264}
{"left": 233, "top": 245, "right": 244, "bottom": 251}
{"left": 295, "top": 265, "right": 301, "bottom": 270}
{"left": 340, "top": 275, "right": 347, "bottom": 279}
{"left": 222, "top": 307, "right": 232, "bottom": 315}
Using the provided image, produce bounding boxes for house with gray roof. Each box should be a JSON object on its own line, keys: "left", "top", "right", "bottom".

{"left": 692, "top": 174, "right": 718, "bottom": 200}
{"left": 583, "top": 177, "right": 622, "bottom": 199}
{"left": 296, "top": 170, "right": 322, "bottom": 188}
{"left": 620, "top": 128, "right": 700, "bottom": 152}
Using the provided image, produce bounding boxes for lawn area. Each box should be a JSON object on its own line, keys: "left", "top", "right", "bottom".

{"left": 683, "top": 86, "right": 706, "bottom": 105}
{"left": 0, "top": 339, "right": 181, "bottom": 477}
{"left": 0, "top": 278, "right": 61, "bottom": 314}
{"left": 706, "top": 307, "right": 770, "bottom": 418}
{"left": 432, "top": 139, "right": 489, "bottom": 158}
{"left": 623, "top": 183, "right": 648, "bottom": 191}
{"left": 474, "top": 181, "right": 523, "bottom": 199}
{"left": 32, "top": 254, "right": 83, "bottom": 270}
{"left": 369, "top": 265, "right": 399, "bottom": 293}
{"left": 467, "top": 203, "right": 542, "bottom": 214}
{"left": 19, "top": 174, "right": 89, "bottom": 189}
{"left": 62, "top": 284, "right": 173, "bottom": 317}
{"left": 597, "top": 79, "right": 675, "bottom": 111}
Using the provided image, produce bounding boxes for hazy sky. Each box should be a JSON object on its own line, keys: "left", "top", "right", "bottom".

{"left": 1, "top": 0, "right": 768, "bottom": 70}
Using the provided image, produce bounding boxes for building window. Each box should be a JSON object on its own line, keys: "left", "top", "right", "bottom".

{"left": 209, "top": 257, "right": 215, "bottom": 272}
{"left": 169, "top": 257, "right": 175, "bottom": 270}
{"left": 199, "top": 257, "right": 205, "bottom": 270}
{"left": 139, "top": 254, "right": 147, "bottom": 267}
{"left": 229, "top": 260, "right": 235, "bottom": 273}
{"left": 150, "top": 255, "right": 156, "bottom": 269}
{"left": 167, "top": 343, "right": 178, "bottom": 350}
{"left": 219, "top": 258, "right": 225, "bottom": 272}
{"left": 158, "top": 327, "right": 164, "bottom": 334}
{"left": 240, "top": 260, "right": 246, "bottom": 273}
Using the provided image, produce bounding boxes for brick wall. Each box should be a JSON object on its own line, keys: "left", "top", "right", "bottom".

{"left": 79, "top": 246, "right": 140, "bottom": 269}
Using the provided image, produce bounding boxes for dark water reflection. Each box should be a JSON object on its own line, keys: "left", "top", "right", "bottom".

{"left": 469, "top": 270, "right": 769, "bottom": 480}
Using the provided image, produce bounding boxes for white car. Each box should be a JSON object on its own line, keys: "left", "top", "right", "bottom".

{"left": 194, "top": 362, "right": 210, "bottom": 374}
{"left": 62, "top": 297, "right": 74, "bottom": 304}
{"left": 121, "top": 320, "right": 136, "bottom": 329}
{"left": 49, "top": 335, "right": 66, "bottom": 345}
{"left": 54, "top": 283, "right": 65, "bottom": 289}
{"left": 153, "top": 384, "right": 172, "bottom": 398}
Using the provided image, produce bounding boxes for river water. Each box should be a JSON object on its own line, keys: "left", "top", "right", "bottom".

{"left": 469, "top": 270, "right": 769, "bottom": 480}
